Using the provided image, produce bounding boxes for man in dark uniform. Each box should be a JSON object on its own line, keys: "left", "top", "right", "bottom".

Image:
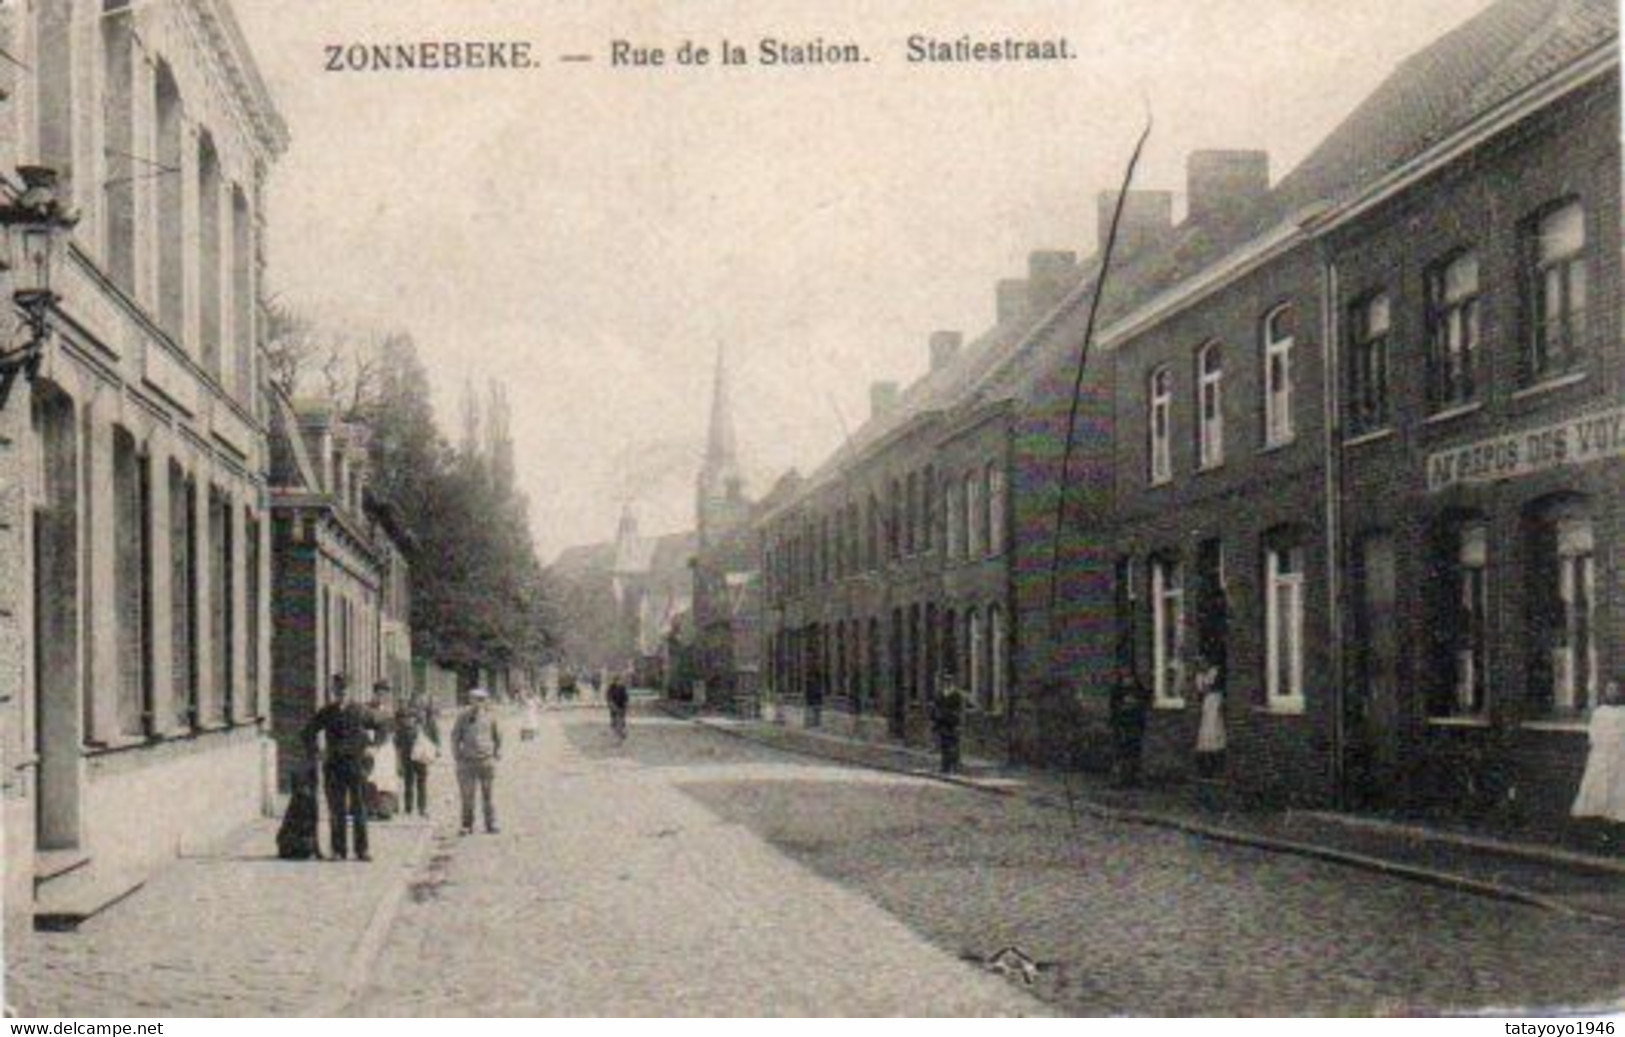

{"left": 931, "top": 677, "right": 966, "bottom": 775}
{"left": 302, "top": 675, "right": 384, "bottom": 861}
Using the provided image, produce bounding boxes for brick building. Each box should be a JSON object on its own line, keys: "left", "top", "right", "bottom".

{"left": 1084, "top": 0, "right": 1619, "bottom": 810}
{"left": 0, "top": 0, "right": 286, "bottom": 929}
{"left": 266, "top": 393, "right": 412, "bottom": 787}
{"left": 758, "top": 256, "right": 1085, "bottom": 760}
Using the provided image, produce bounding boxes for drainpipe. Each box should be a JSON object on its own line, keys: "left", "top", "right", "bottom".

{"left": 1317, "top": 240, "right": 1348, "bottom": 808}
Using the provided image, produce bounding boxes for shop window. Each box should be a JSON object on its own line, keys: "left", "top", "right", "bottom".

{"left": 1148, "top": 366, "right": 1173, "bottom": 485}
{"left": 1262, "top": 304, "right": 1296, "bottom": 447}
{"left": 1524, "top": 200, "right": 1589, "bottom": 384}
{"left": 1349, "top": 293, "right": 1391, "bottom": 434}
{"left": 1426, "top": 252, "right": 1481, "bottom": 410}
{"left": 1196, "top": 342, "right": 1224, "bottom": 469}
{"left": 1151, "top": 554, "right": 1185, "bottom": 707}
{"left": 1264, "top": 540, "right": 1305, "bottom": 711}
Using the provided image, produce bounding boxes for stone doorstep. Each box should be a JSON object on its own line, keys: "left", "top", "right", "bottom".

{"left": 32, "top": 849, "right": 91, "bottom": 886}
{"left": 32, "top": 864, "right": 145, "bottom": 933}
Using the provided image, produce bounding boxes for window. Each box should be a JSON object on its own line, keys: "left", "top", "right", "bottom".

{"left": 1526, "top": 201, "right": 1588, "bottom": 382}
{"left": 1527, "top": 504, "right": 1597, "bottom": 716}
{"left": 1196, "top": 343, "right": 1223, "bottom": 469}
{"left": 1151, "top": 555, "right": 1184, "bottom": 706}
{"left": 1148, "top": 366, "right": 1173, "bottom": 485}
{"left": 1435, "top": 521, "right": 1488, "bottom": 717}
{"left": 171, "top": 466, "right": 198, "bottom": 728}
{"left": 888, "top": 479, "right": 902, "bottom": 561}
{"left": 1263, "top": 305, "right": 1296, "bottom": 447}
{"left": 113, "top": 430, "right": 150, "bottom": 737}
{"left": 945, "top": 479, "right": 962, "bottom": 559}
{"left": 102, "top": 5, "right": 137, "bottom": 293}
{"left": 208, "top": 488, "right": 233, "bottom": 725}
{"left": 198, "top": 133, "right": 224, "bottom": 381}
{"left": 1427, "top": 252, "right": 1481, "bottom": 410}
{"left": 921, "top": 468, "right": 935, "bottom": 552}
{"left": 967, "top": 608, "right": 985, "bottom": 708}
{"left": 964, "top": 471, "right": 983, "bottom": 557}
{"left": 1348, "top": 293, "right": 1390, "bottom": 434}
{"left": 156, "top": 63, "right": 186, "bottom": 341}
{"left": 986, "top": 463, "right": 1006, "bottom": 555}
{"left": 1265, "top": 543, "right": 1306, "bottom": 710}
{"left": 988, "top": 606, "right": 1007, "bottom": 714}
{"left": 232, "top": 187, "right": 254, "bottom": 403}
{"left": 905, "top": 472, "right": 919, "bottom": 555}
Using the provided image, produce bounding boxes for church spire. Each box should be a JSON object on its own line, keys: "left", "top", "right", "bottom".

{"left": 702, "top": 342, "right": 739, "bottom": 480}
{"left": 697, "top": 343, "right": 745, "bottom": 545}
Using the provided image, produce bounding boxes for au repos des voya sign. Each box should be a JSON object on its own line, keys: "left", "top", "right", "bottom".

{"left": 1426, "top": 404, "right": 1625, "bottom": 492}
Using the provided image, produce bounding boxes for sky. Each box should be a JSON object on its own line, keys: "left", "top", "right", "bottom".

{"left": 232, "top": 0, "right": 1495, "bottom": 563}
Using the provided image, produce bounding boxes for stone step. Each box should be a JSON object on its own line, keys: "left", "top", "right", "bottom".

{"left": 32, "top": 849, "right": 91, "bottom": 887}
{"left": 33, "top": 861, "right": 146, "bottom": 932}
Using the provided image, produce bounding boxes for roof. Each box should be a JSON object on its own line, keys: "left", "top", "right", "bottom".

{"left": 978, "top": 0, "right": 1617, "bottom": 404}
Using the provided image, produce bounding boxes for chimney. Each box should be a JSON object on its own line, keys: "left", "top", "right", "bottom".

{"left": 1186, "top": 150, "right": 1270, "bottom": 226}
{"left": 869, "top": 380, "right": 900, "bottom": 419}
{"left": 996, "top": 279, "right": 1030, "bottom": 323}
{"left": 929, "top": 331, "right": 962, "bottom": 373}
{"left": 1096, "top": 190, "right": 1174, "bottom": 258}
{"left": 1028, "top": 250, "right": 1078, "bottom": 310}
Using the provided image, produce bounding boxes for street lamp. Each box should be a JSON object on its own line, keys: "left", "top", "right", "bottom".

{"left": 0, "top": 165, "right": 79, "bottom": 411}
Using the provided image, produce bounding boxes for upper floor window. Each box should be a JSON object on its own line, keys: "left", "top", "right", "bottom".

{"left": 904, "top": 472, "right": 919, "bottom": 556}
{"left": 964, "top": 471, "right": 983, "bottom": 557}
{"left": 945, "top": 479, "right": 962, "bottom": 559}
{"left": 1262, "top": 304, "right": 1296, "bottom": 448}
{"left": 921, "top": 467, "right": 935, "bottom": 552}
{"left": 1348, "top": 293, "right": 1391, "bottom": 434}
{"left": 1196, "top": 342, "right": 1223, "bottom": 470}
{"left": 1525, "top": 201, "right": 1588, "bottom": 384}
{"left": 1148, "top": 366, "right": 1173, "bottom": 485}
{"left": 986, "top": 462, "right": 1006, "bottom": 556}
{"left": 1426, "top": 252, "right": 1481, "bottom": 411}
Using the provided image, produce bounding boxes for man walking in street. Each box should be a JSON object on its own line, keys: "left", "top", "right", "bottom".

{"left": 302, "top": 675, "right": 384, "bottom": 861}
{"left": 452, "top": 687, "right": 502, "bottom": 836}
{"left": 607, "top": 674, "right": 630, "bottom": 742}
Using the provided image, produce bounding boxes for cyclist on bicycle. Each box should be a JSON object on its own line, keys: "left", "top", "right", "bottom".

{"left": 607, "top": 675, "right": 630, "bottom": 741}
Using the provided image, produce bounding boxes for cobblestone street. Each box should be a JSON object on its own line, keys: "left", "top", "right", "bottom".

{"left": 8, "top": 706, "right": 1624, "bottom": 1016}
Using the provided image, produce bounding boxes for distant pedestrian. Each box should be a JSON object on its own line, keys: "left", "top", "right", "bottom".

{"left": 394, "top": 692, "right": 440, "bottom": 817}
{"left": 931, "top": 677, "right": 965, "bottom": 775}
{"left": 452, "top": 687, "right": 502, "bottom": 835}
{"left": 1193, "top": 654, "right": 1227, "bottom": 780}
{"left": 607, "top": 676, "right": 630, "bottom": 742}
{"left": 302, "top": 675, "right": 384, "bottom": 861}
{"left": 1108, "top": 665, "right": 1151, "bottom": 788}
{"left": 521, "top": 692, "right": 541, "bottom": 742}
{"left": 368, "top": 682, "right": 401, "bottom": 819}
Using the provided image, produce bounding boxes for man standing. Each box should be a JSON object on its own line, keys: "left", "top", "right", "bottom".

{"left": 607, "top": 675, "right": 630, "bottom": 741}
{"left": 931, "top": 677, "right": 965, "bottom": 775}
{"left": 1108, "top": 664, "right": 1152, "bottom": 788}
{"left": 302, "top": 675, "right": 383, "bottom": 861}
{"left": 452, "top": 687, "right": 502, "bottom": 836}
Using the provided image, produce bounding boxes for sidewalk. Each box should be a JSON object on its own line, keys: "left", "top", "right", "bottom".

{"left": 5, "top": 808, "right": 434, "bottom": 1017}
{"left": 679, "top": 707, "right": 1625, "bottom": 926}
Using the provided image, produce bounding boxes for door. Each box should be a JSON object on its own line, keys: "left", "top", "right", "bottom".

{"left": 1347, "top": 532, "right": 1398, "bottom": 807}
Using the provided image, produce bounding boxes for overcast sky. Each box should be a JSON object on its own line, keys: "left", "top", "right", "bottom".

{"left": 234, "top": 0, "right": 1494, "bottom": 563}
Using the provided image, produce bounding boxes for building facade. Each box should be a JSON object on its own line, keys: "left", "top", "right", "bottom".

{"left": 267, "top": 395, "right": 411, "bottom": 787}
{"left": 0, "top": 0, "right": 286, "bottom": 929}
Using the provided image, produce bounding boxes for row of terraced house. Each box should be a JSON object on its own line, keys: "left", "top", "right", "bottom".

{"left": 0, "top": 0, "right": 416, "bottom": 936}
{"left": 742, "top": 0, "right": 1621, "bottom": 824}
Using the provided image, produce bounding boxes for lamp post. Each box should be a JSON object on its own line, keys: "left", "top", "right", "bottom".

{"left": 0, "top": 165, "right": 78, "bottom": 411}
